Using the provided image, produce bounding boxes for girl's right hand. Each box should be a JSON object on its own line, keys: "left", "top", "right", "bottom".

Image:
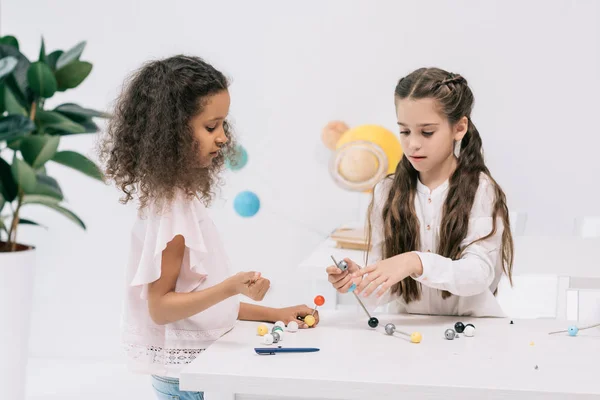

{"left": 325, "top": 258, "right": 361, "bottom": 293}
{"left": 229, "top": 271, "right": 271, "bottom": 301}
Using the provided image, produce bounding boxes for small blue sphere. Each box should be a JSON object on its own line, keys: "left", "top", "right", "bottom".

{"left": 568, "top": 325, "right": 579, "bottom": 336}
{"left": 233, "top": 191, "right": 260, "bottom": 217}
{"left": 226, "top": 145, "right": 248, "bottom": 171}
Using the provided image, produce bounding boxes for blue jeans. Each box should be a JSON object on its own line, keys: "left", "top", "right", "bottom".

{"left": 151, "top": 375, "right": 204, "bottom": 400}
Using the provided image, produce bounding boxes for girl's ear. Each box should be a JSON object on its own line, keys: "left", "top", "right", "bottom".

{"left": 454, "top": 116, "right": 468, "bottom": 141}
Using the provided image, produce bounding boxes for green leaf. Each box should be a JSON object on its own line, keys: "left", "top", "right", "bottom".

{"left": 46, "top": 50, "right": 63, "bottom": 71}
{"left": 0, "top": 36, "right": 19, "bottom": 50}
{"left": 0, "top": 191, "right": 5, "bottom": 213}
{"left": 49, "top": 113, "right": 98, "bottom": 134}
{"left": 7, "top": 138, "right": 23, "bottom": 150}
{"left": 22, "top": 195, "right": 86, "bottom": 230}
{"left": 11, "top": 155, "right": 36, "bottom": 192}
{"left": 0, "top": 44, "right": 31, "bottom": 99}
{"left": 19, "top": 218, "right": 46, "bottom": 229}
{"left": 38, "top": 37, "right": 46, "bottom": 64}
{"left": 0, "top": 56, "right": 18, "bottom": 80}
{"left": 69, "top": 116, "right": 98, "bottom": 133}
{"left": 52, "top": 151, "right": 104, "bottom": 181}
{"left": 21, "top": 194, "right": 60, "bottom": 205}
{"left": 54, "top": 103, "right": 109, "bottom": 118}
{"left": 35, "top": 110, "right": 86, "bottom": 134}
{"left": 4, "top": 85, "right": 28, "bottom": 116}
{"left": 0, "top": 115, "right": 35, "bottom": 141}
{"left": 50, "top": 205, "right": 86, "bottom": 230}
{"left": 0, "top": 157, "right": 17, "bottom": 202}
{"left": 26, "top": 174, "right": 62, "bottom": 200}
{"left": 55, "top": 61, "right": 92, "bottom": 91}
{"left": 27, "top": 61, "right": 57, "bottom": 98}
{"left": 20, "top": 134, "right": 60, "bottom": 168}
{"left": 55, "top": 41, "right": 86, "bottom": 70}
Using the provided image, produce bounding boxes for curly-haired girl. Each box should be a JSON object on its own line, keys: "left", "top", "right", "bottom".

{"left": 100, "top": 55, "right": 318, "bottom": 399}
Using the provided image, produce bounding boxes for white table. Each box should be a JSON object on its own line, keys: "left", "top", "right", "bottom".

{"left": 179, "top": 310, "right": 600, "bottom": 399}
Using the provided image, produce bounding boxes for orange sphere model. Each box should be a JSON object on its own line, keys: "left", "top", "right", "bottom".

{"left": 321, "top": 120, "right": 349, "bottom": 150}
{"left": 314, "top": 295, "right": 325, "bottom": 306}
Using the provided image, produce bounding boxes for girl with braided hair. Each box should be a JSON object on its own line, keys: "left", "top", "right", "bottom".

{"left": 326, "top": 67, "right": 514, "bottom": 317}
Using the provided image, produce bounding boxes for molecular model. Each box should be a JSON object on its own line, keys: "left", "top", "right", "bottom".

{"left": 256, "top": 295, "right": 324, "bottom": 345}
{"left": 302, "top": 295, "right": 325, "bottom": 327}
{"left": 257, "top": 322, "right": 286, "bottom": 345}
{"left": 330, "top": 255, "right": 379, "bottom": 328}
{"left": 384, "top": 323, "right": 422, "bottom": 344}
{"left": 549, "top": 322, "right": 600, "bottom": 337}
{"left": 444, "top": 322, "right": 476, "bottom": 340}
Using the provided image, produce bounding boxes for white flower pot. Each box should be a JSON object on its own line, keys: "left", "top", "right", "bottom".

{"left": 0, "top": 244, "right": 36, "bottom": 400}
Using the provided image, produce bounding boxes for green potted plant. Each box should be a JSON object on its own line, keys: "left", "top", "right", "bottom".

{"left": 0, "top": 35, "right": 107, "bottom": 400}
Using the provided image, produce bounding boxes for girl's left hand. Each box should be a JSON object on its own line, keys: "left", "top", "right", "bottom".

{"left": 274, "top": 305, "right": 319, "bottom": 329}
{"left": 351, "top": 252, "right": 423, "bottom": 297}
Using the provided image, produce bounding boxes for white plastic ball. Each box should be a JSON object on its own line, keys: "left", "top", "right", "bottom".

{"left": 263, "top": 333, "right": 274, "bottom": 345}
{"left": 464, "top": 325, "right": 475, "bottom": 337}
{"left": 275, "top": 321, "right": 286, "bottom": 329}
{"left": 286, "top": 321, "right": 299, "bottom": 332}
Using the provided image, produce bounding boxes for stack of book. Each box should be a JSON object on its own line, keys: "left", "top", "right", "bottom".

{"left": 329, "top": 226, "right": 370, "bottom": 251}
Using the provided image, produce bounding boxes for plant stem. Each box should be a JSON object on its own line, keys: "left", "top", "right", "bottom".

{"left": 30, "top": 101, "right": 37, "bottom": 121}
{"left": 5, "top": 100, "right": 40, "bottom": 251}
{"left": 8, "top": 190, "right": 23, "bottom": 251}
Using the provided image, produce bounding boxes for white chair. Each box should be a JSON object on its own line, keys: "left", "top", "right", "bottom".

{"left": 496, "top": 211, "right": 562, "bottom": 319}
{"left": 557, "top": 216, "right": 600, "bottom": 322}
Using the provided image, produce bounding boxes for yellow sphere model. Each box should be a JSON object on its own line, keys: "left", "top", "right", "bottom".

{"left": 336, "top": 124, "right": 403, "bottom": 175}
{"left": 257, "top": 324, "right": 268, "bottom": 336}
{"left": 304, "top": 315, "right": 316, "bottom": 327}
{"left": 410, "top": 332, "right": 422, "bottom": 343}
{"left": 329, "top": 124, "right": 403, "bottom": 192}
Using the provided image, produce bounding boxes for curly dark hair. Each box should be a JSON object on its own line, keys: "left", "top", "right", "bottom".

{"left": 99, "top": 55, "right": 237, "bottom": 210}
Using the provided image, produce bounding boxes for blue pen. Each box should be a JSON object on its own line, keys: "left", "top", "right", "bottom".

{"left": 254, "top": 347, "right": 320, "bottom": 355}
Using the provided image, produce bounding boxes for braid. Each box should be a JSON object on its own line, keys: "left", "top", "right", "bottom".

{"left": 432, "top": 74, "right": 467, "bottom": 91}
{"left": 367, "top": 67, "right": 514, "bottom": 303}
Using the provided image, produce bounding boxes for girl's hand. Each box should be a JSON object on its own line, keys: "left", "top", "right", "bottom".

{"left": 274, "top": 305, "right": 319, "bottom": 328}
{"left": 325, "top": 258, "right": 361, "bottom": 293}
{"left": 351, "top": 253, "right": 423, "bottom": 297}
{"left": 228, "top": 271, "right": 271, "bottom": 301}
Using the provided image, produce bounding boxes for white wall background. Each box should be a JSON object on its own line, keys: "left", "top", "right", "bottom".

{"left": 1, "top": 0, "right": 598, "bottom": 362}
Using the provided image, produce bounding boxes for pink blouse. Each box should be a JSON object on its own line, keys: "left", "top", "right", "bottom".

{"left": 120, "top": 193, "right": 239, "bottom": 378}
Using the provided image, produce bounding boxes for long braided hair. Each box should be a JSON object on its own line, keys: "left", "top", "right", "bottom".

{"left": 366, "top": 67, "right": 514, "bottom": 303}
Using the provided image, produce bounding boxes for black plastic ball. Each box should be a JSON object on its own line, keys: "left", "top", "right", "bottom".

{"left": 454, "top": 322, "right": 465, "bottom": 333}
{"left": 368, "top": 317, "right": 379, "bottom": 328}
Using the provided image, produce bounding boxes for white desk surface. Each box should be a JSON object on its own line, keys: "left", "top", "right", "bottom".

{"left": 180, "top": 310, "right": 600, "bottom": 399}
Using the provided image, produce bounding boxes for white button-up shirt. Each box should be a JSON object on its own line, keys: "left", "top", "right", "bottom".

{"left": 367, "top": 173, "right": 507, "bottom": 317}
